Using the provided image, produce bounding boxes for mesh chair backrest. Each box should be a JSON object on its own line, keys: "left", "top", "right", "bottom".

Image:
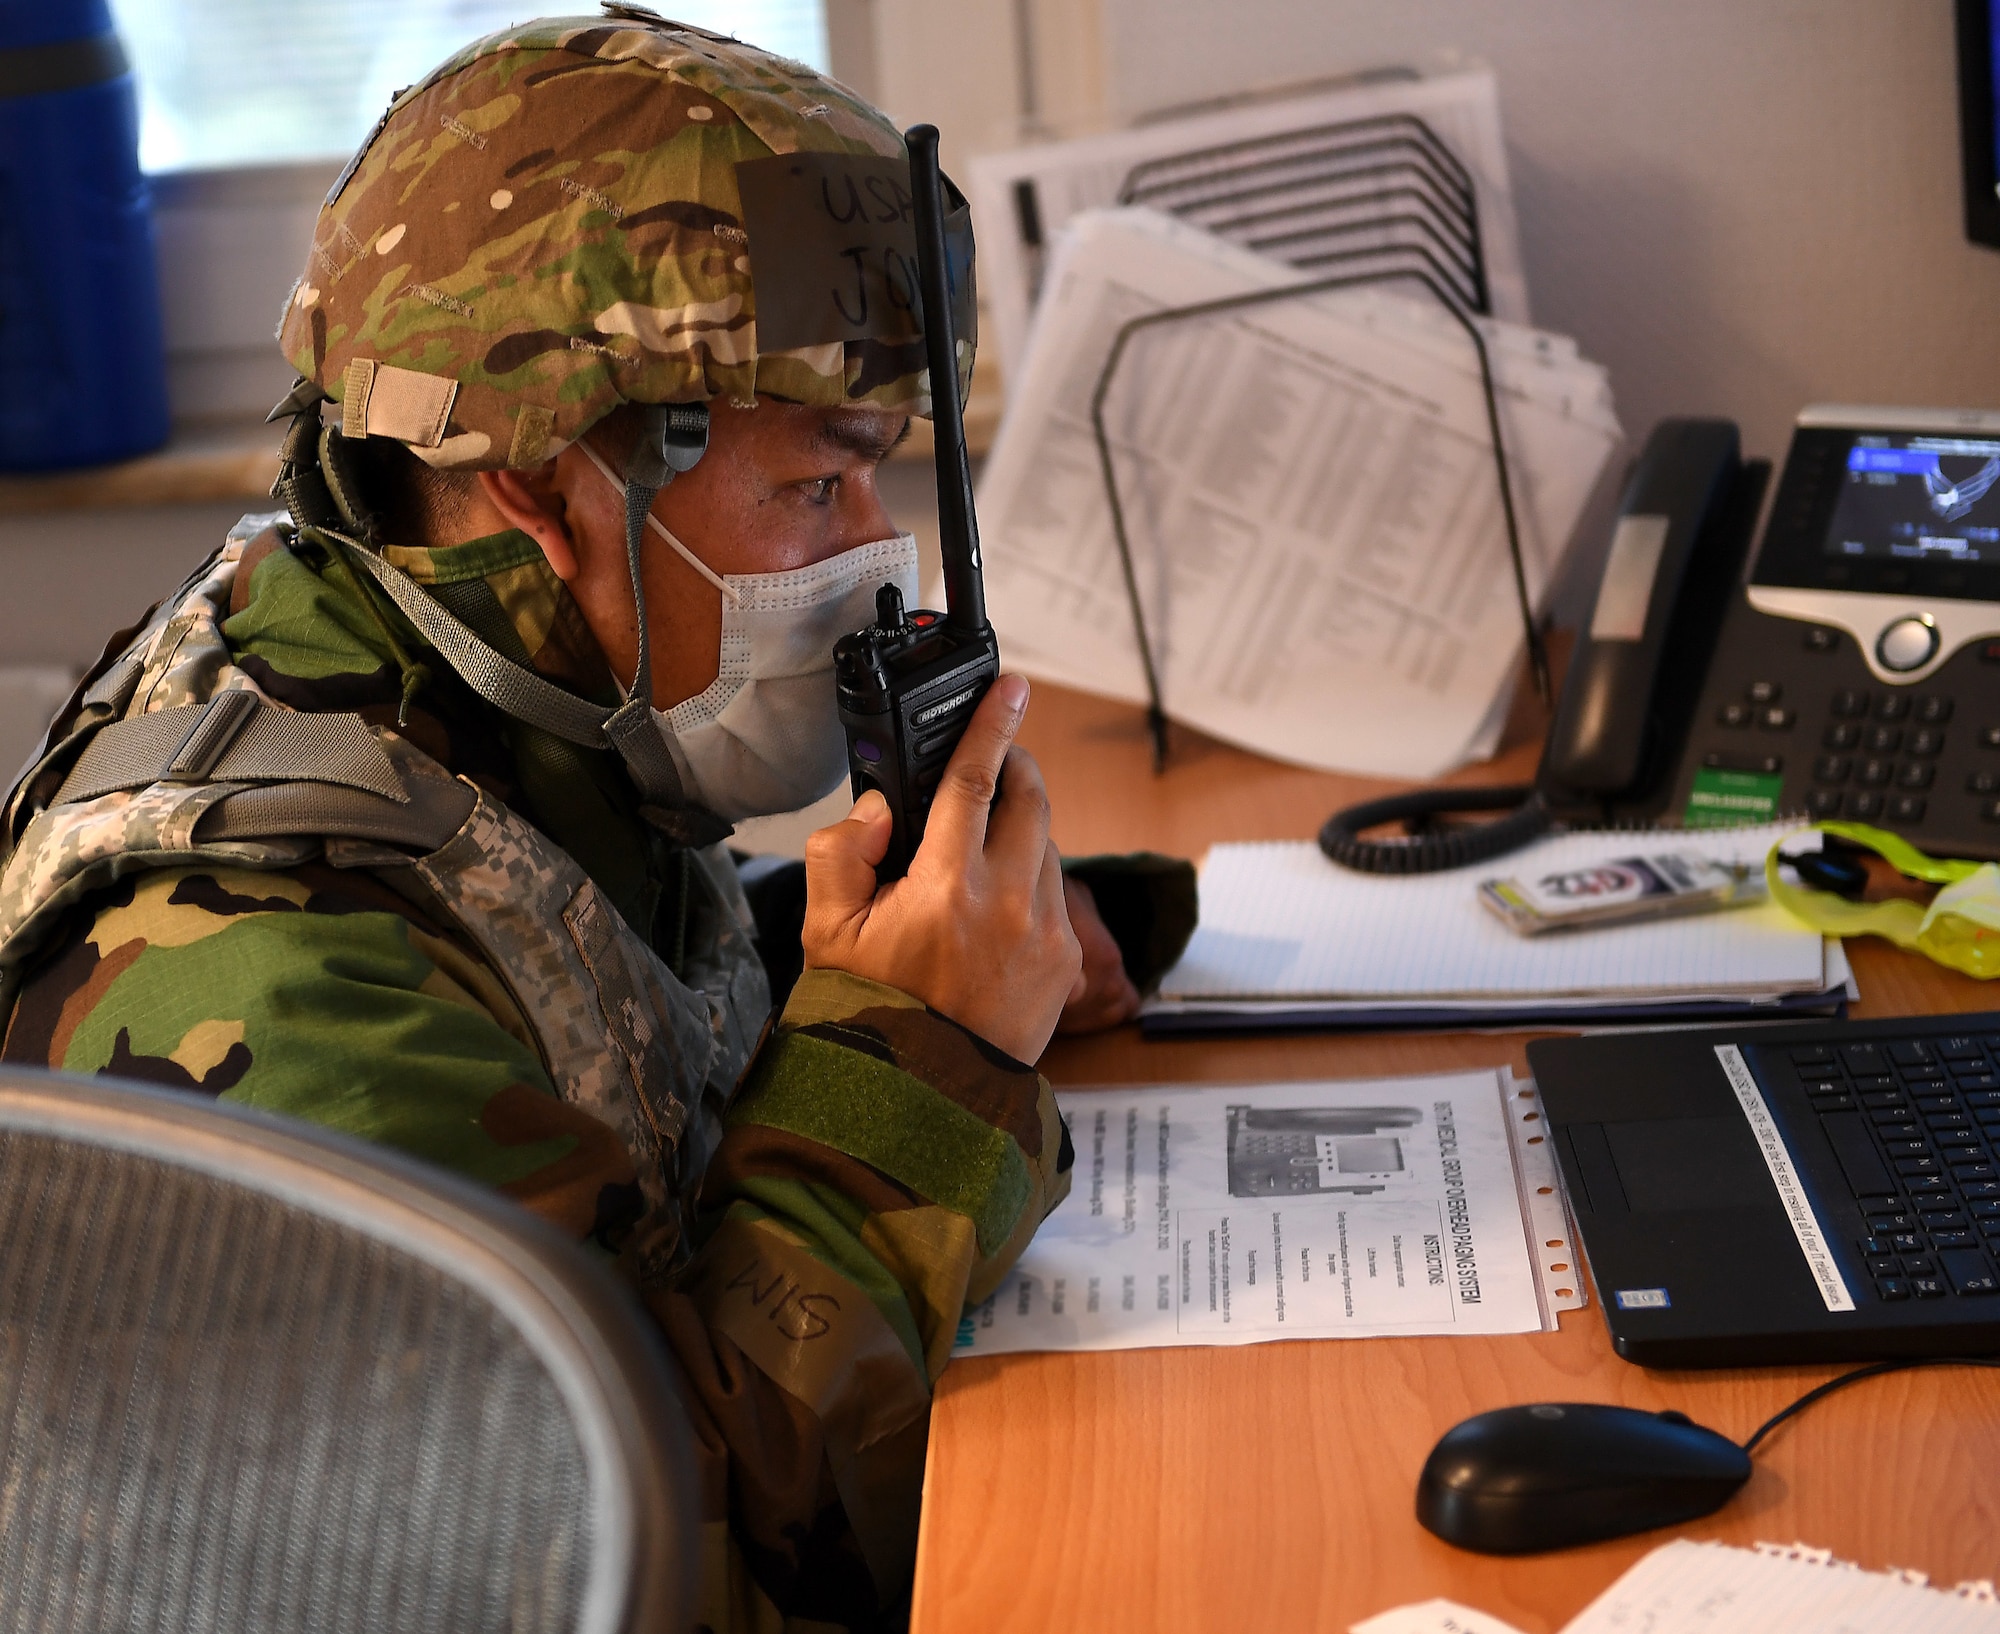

{"left": 0, "top": 1076, "right": 692, "bottom": 1634}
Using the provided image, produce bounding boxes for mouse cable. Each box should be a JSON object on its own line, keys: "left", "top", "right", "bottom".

{"left": 1740, "top": 1355, "right": 2000, "bottom": 1456}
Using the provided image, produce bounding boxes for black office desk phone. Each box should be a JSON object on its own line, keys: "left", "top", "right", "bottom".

{"left": 1324, "top": 405, "right": 2000, "bottom": 871}
{"left": 1667, "top": 405, "right": 2000, "bottom": 860}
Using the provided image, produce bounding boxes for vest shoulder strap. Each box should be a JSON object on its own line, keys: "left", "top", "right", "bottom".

{"left": 55, "top": 692, "right": 405, "bottom": 807}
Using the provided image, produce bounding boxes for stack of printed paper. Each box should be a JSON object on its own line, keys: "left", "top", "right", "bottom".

{"left": 975, "top": 203, "right": 1621, "bottom": 779}
{"left": 967, "top": 66, "right": 1534, "bottom": 382}
{"left": 1143, "top": 822, "right": 1854, "bottom": 1033}
{"left": 967, "top": 61, "right": 1623, "bottom": 780}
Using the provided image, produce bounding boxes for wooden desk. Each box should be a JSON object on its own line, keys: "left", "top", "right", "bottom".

{"left": 911, "top": 681, "right": 2000, "bottom": 1633}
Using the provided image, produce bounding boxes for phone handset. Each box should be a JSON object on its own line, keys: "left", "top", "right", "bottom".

{"left": 1540, "top": 420, "right": 1744, "bottom": 799}
{"left": 1320, "top": 419, "right": 1753, "bottom": 874}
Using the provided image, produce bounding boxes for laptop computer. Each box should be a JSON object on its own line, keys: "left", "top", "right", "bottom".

{"left": 1529, "top": 1012, "right": 2000, "bottom": 1365}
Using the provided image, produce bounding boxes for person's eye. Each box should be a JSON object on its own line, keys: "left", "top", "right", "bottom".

{"left": 800, "top": 475, "right": 840, "bottom": 505}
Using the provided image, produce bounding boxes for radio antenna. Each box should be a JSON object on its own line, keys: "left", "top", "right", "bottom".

{"left": 906, "top": 124, "right": 987, "bottom": 635}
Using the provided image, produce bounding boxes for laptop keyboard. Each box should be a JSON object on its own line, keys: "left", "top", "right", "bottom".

{"left": 1787, "top": 1034, "right": 2000, "bottom": 1303}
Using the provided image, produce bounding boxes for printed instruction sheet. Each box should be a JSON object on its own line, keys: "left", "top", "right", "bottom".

{"left": 955, "top": 1069, "right": 1570, "bottom": 1356}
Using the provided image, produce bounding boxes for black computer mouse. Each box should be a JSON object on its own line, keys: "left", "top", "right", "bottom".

{"left": 1415, "top": 1403, "right": 1752, "bottom": 1554}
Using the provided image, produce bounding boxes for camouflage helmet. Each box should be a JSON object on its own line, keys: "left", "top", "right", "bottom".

{"left": 277, "top": 5, "right": 975, "bottom": 472}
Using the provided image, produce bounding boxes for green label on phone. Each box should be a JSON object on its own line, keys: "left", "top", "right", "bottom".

{"left": 1683, "top": 767, "right": 1783, "bottom": 828}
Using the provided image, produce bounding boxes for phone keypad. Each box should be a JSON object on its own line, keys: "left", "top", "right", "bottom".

{"left": 1805, "top": 683, "right": 1953, "bottom": 823}
{"left": 1686, "top": 607, "right": 2000, "bottom": 859}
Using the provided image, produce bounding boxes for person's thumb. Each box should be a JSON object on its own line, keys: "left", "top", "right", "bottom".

{"left": 803, "top": 789, "right": 892, "bottom": 947}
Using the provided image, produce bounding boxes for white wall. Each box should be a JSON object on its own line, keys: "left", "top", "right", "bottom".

{"left": 0, "top": 500, "right": 251, "bottom": 765}
{"left": 1095, "top": 0, "right": 2000, "bottom": 469}
{"left": 149, "top": 162, "right": 336, "bottom": 425}
{"left": 864, "top": 0, "right": 1109, "bottom": 172}
{"left": 0, "top": 503, "right": 252, "bottom": 668}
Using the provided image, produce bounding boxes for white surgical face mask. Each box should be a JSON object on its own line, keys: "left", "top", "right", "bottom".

{"left": 578, "top": 439, "right": 920, "bottom": 824}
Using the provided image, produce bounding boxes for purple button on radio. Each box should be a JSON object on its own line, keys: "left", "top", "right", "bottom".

{"left": 855, "top": 739, "right": 882, "bottom": 762}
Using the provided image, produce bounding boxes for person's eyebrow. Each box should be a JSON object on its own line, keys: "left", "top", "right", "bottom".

{"left": 814, "top": 412, "right": 913, "bottom": 462}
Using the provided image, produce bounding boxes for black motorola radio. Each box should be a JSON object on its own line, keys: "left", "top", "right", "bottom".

{"left": 835, "top": 124, "right": 1000, "bottom": 878}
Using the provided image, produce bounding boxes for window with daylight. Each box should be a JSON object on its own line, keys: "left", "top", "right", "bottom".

{"left": 107, "top": 0, "right": 831, "bottom": 173}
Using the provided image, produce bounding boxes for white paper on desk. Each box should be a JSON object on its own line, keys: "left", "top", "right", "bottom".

{"left": 977, "top": 206, "right": 1622, "bottom": 779}
{"left": 953, "top": 1069, "right": 1553, "bottom": 1356}
{"left": 968, "top": 66, "right": 1531, "bottom": 386}
{"left": 1155, "top": 824, "right": 1830, "bottom": 1006}
{"left": 1349, "top": 1601, "right": 1529, "bottom": 1634}
{"left": 1560, "top": 1539, "right": 2000, "bottom": 1632}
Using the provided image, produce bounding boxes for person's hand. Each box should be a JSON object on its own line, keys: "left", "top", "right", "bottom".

{"left": 1055, "top": 876, "right": 1141, "bottom": 1034}
{"left": 802, "top": 674, "right": 1083, "bottom": 1063}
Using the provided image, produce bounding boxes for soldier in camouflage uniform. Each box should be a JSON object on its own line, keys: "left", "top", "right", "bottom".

{"left": 0, "top": 10, "right": 1195, "bottom": 1631}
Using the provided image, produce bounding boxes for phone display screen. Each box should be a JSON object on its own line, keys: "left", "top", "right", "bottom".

{"left": 1823, "top": 434, "right": 2000, "bottom": 563}
{"left": 1751, "top": 417, "right": 2000, "bottom": 603}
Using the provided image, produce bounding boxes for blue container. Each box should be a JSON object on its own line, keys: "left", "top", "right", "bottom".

{"left": 0, "top": 0, "right": 169, "bottom": 471}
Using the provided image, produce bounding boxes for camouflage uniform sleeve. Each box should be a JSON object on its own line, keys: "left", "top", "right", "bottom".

{"left": 2, "top": 867, "right": 1071, "bottom": 1632}
{"left": 654, "top": 967, "right": 1073, "bottom": 1634}
{"left": 0, "top": 861, "right": 641, "bottom": 1237}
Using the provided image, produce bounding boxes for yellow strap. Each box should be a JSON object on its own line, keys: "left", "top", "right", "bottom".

{"left": 1766, "top": 822, "right": 2000, "bottom": 979}
{"left": 1811, "top": 820, "right": 1984, "bottom": 884}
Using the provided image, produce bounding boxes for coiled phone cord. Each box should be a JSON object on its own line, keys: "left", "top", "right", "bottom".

{"left": 1317, "top": 784, "right": 1553, "bottom": 875}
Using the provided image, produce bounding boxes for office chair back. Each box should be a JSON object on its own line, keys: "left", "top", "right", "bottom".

{"left": 0, "top": 1069, "right": 697, "bottom": 1634}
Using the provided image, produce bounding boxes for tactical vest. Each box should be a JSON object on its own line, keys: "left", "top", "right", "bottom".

{"left": 0, "top": 515, "right": 771, "bottom": 1287}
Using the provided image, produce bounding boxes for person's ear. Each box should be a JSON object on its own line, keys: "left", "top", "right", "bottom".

{"left": 477, "top": 464, "right": 580, "bottom": 580}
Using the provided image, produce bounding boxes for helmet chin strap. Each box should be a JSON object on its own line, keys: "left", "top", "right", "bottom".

{"left": 275, "top": 386, "right": 733, "bottom": 848}
{"left": 597, "top": 402, "right": 718, "bottom": 828}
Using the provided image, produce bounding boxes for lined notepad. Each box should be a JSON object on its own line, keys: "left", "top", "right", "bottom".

{"left": 1147, "top": 823, "right": 1848, "bottom": 1030}
{"left": 1353, "top": 1540, "right": 2000, "bottom": 1634}
{"left": 1563, "top": 1539, "right": 2000, "bottom": 1632}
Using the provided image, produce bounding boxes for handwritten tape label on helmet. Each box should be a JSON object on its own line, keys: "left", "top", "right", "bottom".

{"left": 736, "top": 152, "right": 975, "bottom": 355}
